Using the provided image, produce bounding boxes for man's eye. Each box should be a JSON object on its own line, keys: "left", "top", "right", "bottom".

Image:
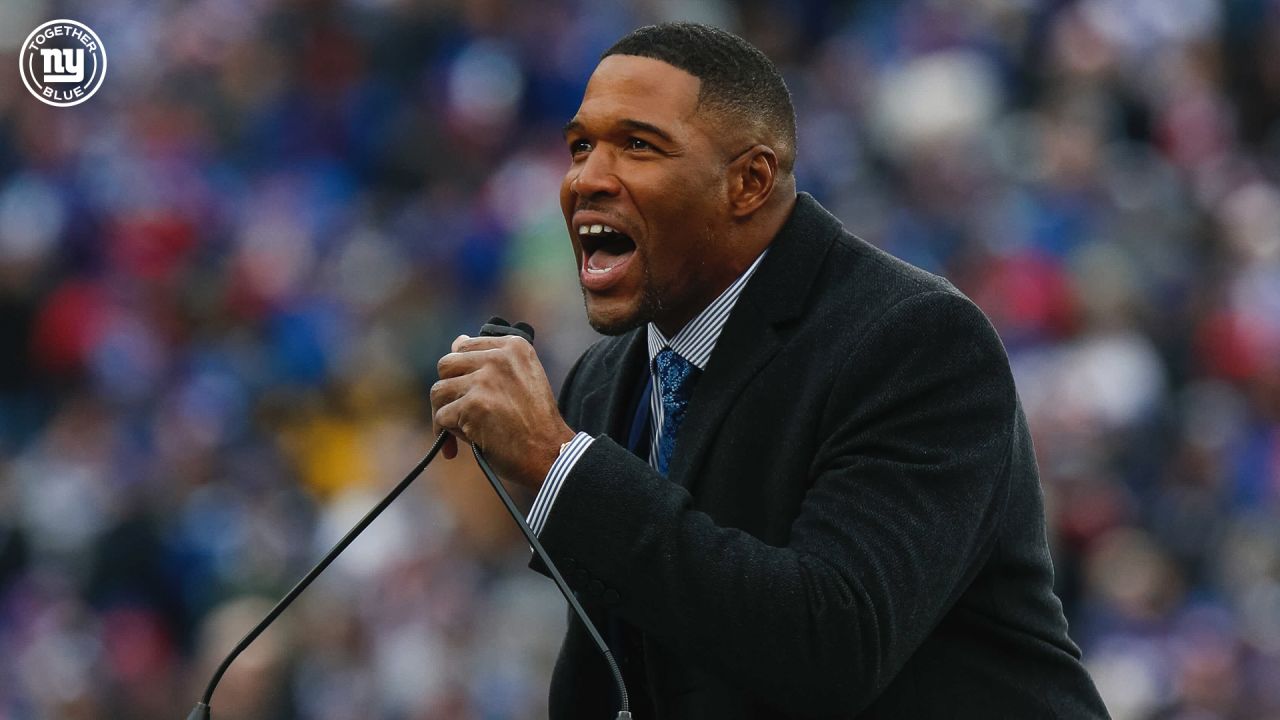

{"left": 569, "top": 139, "right": 592, "bottom": 155}
{"left": 626, "top": 137, "right": 653, "bottom": 151}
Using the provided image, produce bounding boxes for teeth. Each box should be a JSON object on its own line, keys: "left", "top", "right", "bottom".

{"left": 577, "top": 224, "right": 620, "bottom": 236}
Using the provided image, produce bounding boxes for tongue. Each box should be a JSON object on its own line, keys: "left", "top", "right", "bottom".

{"left": 586, "top": 244, "right": 634, "bottom": 271}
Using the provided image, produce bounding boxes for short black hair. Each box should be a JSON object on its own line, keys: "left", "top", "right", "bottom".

{"left": 603, "top": 22, "right": 797, "bottom": 172}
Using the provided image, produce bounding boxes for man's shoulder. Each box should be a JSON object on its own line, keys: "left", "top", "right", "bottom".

{"left": 798, "top": 225, "right": 979, "bottom": 341}
{"left": 831, "top": 230, "right": 962, "bottom": 304}
{"left": 761, "top": 193, "right": 970, "bottom": 326}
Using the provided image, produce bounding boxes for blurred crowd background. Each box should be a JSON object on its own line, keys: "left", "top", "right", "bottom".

{"left": 0, "top": 0, "right": 1277, "bottom": 718}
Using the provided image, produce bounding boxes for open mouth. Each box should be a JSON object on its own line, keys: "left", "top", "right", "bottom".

{"left": 578, "top": 223, "right": 636, "bottom": 276}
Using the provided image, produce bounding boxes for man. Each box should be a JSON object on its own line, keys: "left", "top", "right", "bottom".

{"left": 430, "top": 22, "right": 1110, "bottom": 719}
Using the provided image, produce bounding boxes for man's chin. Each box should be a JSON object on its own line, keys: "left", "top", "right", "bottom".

{"left": 587, "top": 312, "right": 644, "bottom": 337}
{"left": 584, "top": 297, "right": 646, "bottom": 336}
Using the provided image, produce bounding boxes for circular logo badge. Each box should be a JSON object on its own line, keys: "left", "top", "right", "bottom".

{"left": 19, "top": 19, "right": 108, "bottom": 107}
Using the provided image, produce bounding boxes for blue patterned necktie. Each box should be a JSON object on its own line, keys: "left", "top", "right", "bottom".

{"left": 655, "top": 348, "right": 699, "bottom": 476}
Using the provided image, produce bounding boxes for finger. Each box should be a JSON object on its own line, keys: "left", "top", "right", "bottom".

{"left": 431, "top": 377, "right": 472, "bottom": 460}
{"left": 433, "top": 398, "right": 472, "bottom": 446}
{"left": 429, "top": 377, "right": 467, "bottom": 412}
{"left": 430, "top": 413, "right": 458, "bottom": 460}
{"left": 450, "top": 334, "right": 470, "bottom": 352}
{"left": 430, "top": 397, "right": 456, "bottom": 459}
{"left": 430, "top": 422, "right": 459, "bottom": 460}
{"left": 454, "top": 334, "right": 528, "bottom": 353}
{"left": 437, "top": 349, "right": 499, "bottom": 379}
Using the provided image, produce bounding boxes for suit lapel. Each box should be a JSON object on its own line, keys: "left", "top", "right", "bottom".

{"left": 666, "top": 315, "right": 783, "bottom": 490}
{"left": 666, "top": 193, "right": 841, "bottom": 491}
{"left": 578, "top": 327, "right": 650, "bottom": 444}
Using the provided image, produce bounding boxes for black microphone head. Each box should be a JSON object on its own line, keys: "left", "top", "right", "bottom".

{"left": 479, "top": 317, "right": 535, "bottom": 344}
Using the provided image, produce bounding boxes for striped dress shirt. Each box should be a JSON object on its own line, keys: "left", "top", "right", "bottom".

{"left": 527, "top": 250, "right": 768, "bottom": 535}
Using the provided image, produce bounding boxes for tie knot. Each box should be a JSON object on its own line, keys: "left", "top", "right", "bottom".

{"left": 655, "top": 348, "right": 697, "bottom": 403}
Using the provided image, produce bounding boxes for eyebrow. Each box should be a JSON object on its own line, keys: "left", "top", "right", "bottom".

{"left": 561, "top": 118, "right": 676, "bottom": 145}
{"left": 619, "top": 119, "right": 676, "bottom": 144}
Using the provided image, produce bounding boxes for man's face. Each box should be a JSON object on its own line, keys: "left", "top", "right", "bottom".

{"left": 561, "top": 55, "right": 736, "bottom": 336}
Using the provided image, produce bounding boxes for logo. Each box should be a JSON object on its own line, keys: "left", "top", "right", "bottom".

{"left": 19, "top": 19, "right": 107, "bottom": 107}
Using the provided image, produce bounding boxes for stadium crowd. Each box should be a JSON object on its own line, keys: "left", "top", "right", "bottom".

{"left": 0, "top": 0, "right": 1278, "bottom": 717}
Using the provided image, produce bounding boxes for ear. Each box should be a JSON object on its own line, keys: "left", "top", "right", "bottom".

{"left": 727, "top": 145, "right": 779, "bottom": 218}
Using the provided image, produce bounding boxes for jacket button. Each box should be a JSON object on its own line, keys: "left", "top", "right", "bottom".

{"left": 588, "top": 579, "right": 605, "bottom": 597}
{"left": 603, "top": 589, "right": 620, "bottom": 605}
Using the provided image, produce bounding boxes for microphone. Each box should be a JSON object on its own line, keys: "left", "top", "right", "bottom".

{"left": 185, "top": 317, "right": 632, "bottom": 720}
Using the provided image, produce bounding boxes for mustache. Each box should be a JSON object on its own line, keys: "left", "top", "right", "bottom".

{"left": 573, "top": 200, "right": 622, "bottom": 217}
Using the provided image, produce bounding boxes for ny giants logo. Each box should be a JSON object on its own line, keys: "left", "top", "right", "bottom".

{"left": 19, "top": 20, "right": 108, "bottom": 107}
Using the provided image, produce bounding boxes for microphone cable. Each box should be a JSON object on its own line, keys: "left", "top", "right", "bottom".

{"left": 186, "top": 318, "right": 631, "bottom": 720}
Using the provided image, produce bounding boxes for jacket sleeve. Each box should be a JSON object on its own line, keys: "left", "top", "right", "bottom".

{"left": 535, "top": 291, "right": 1018, "bottom": 716}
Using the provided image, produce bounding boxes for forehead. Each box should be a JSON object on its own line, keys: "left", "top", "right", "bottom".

{"left": 573, "top": 55, "right": 703, "bottom": 130}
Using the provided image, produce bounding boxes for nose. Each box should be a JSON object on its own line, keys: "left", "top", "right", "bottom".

{"left": 569, "top": 147, "right": 622, "bottom": 199}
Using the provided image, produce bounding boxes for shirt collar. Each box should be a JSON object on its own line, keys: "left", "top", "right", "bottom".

{"left": 646, "top": 249, "right": 768, "bottom": 371}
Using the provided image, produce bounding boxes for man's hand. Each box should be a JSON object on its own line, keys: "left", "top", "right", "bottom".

{"left": 430, "top": 334, "right": 575, "bottom": 490}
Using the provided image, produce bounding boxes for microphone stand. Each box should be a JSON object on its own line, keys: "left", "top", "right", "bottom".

{"left": 186, "top": 318, "right": 631, "bottom": 720}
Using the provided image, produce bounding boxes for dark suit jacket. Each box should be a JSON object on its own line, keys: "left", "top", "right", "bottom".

{"left": 535, "top": 194, "right": 1110, "bottom": 719}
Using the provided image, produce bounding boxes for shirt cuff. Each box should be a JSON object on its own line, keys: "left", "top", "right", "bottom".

{"left": 527, "top": 432, "right": 595, "bottom": 536}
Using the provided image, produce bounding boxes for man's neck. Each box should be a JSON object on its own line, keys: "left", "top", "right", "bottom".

{"left": 652, "top": 192, "right": 796, "bottom": 340}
